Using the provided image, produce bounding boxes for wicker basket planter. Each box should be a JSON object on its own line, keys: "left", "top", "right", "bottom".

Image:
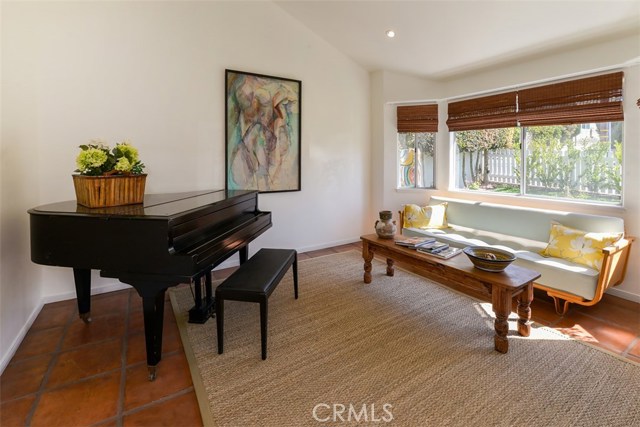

{"left": 72, "top": 174, "right": 147, "bottom": 208}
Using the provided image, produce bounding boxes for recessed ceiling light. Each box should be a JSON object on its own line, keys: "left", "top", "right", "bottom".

{"left": 386, "top": 30, "right": 396, "bottom": 38}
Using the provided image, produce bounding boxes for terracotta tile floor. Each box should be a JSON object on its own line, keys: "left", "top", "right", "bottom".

{"left": 1, "top": 242, "right": 638, "bottom": 426}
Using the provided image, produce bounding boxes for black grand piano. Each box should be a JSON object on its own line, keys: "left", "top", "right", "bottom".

{"left": 29, "top": 189, "right": 271, "bottom": 380}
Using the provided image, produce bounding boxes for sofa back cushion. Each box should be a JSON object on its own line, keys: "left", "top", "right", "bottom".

{"left": 428, "top": 196, "right": 625, "bottom": 243}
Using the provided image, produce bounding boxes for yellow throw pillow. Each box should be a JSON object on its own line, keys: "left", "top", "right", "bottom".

{"left": 403, "top": 203, "right": 448, "bottom": 229}
{"left": 540, "top": 222, "right": 622, "bottom": 271}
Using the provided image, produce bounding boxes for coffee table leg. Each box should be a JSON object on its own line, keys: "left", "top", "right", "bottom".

{"left": 363, "top": 244, "right": 375, "bottom": 284}
{"left": 492, "top": 287, "right": 510, "bottom": 353}
{"left": 517, "top": 282, "right": 533, "bottom": 337}
{"left": 386, "top": 258, "right": 394, "bottom": 276}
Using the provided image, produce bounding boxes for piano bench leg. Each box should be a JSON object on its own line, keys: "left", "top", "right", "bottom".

{"left": 293, "top": 254, "right": 299, "bottom": 300}
{"left": 260, "top": 299, "right": 268, "bottom": 360}
{"left": 216, "top": 296, "right": 224, "bottom": 354}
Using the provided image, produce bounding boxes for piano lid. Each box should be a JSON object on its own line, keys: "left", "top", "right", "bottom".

{"left": 28, "top": 188, "right": 271, "bottom": 279}
{"left": 28, "top": 189, "right": 258, "bottom": 218}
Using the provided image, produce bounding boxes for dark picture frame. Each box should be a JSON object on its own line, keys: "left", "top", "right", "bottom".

{"left": 225, "top": 69, "right": 301, "bottom": 193}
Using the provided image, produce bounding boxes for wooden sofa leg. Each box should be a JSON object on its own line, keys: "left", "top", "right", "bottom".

{"left": 551, "top": 296, "right": 571, "bottom": 316}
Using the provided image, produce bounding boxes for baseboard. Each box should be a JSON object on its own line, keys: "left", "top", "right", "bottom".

{"left": 41, "top": 281, "right": 131, "bottom": 304}
{"left": 0, "top": 281, "right": 131, "bottom": 375}
{"left": 295, "top": 236, "right": 362, "bottom": 254}
{"left": 605, "top": 287, "right": 640, "bottom": 304}
{"left": 15, "top": 236, "right": 361, "bottom": 305}
{"left": 2, "top": 238, "right": 364, "bottom": 374}
{"left": 0, "top": 301, "right": 44, "bottom": 375}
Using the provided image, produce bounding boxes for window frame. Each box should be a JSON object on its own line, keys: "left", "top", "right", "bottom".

{"left": 450, "top": 122, "right": 624, "bottom": 206}
{"left": 397, "top": 131, "right": 437, "bottom": 190}
{"left": 447, "top": 71, "right": 625, "bottom": 207}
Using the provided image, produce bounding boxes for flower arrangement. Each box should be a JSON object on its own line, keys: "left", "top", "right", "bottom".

{"left": 75, "top": 140, "right": 145, "bottom": 176}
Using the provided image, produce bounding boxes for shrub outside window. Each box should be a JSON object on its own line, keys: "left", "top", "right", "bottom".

{"left": 453, "top": 122, "right": 623, "bottom": 204}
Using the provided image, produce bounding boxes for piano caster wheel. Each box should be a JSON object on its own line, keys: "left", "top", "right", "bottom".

{"left": 148, "top": 366, "right": 157, "bottom": 381}
{"left": 79, "top": 312, "right": 92, "bottom": 323}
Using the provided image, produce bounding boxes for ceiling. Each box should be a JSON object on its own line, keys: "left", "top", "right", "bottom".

{"left": 275, "top": 0, "right": 640, "bottom": 80}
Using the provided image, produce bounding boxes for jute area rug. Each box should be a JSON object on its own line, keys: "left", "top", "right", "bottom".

{"left": 170, "top": 251, "right": 639, "bottom": 427}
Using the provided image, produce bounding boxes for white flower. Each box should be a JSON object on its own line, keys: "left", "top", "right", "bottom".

{"left": 570, "top": 236, "right": 596, "bottom": 254}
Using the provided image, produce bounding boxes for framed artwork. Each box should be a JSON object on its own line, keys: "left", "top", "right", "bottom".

{"left": 225, "top": 69, "right": 301, "bottom": 193}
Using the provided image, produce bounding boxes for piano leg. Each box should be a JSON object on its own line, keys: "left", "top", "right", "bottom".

{"left": 188, "top": 272, "right": 216, "bottom": 324}
{"left": 205, "top": 272, "right": 213, "bottom": 307}
{"left": 239, "top": 245, "right": 248, "bottom": 264}
{"left": 141, "top": 289, "right": 166, "bottom": 381}
{"left": 188, "top": 244, "right": 249, "bottom": 324}
{"left": 73, "top": 268, "right": 92, "bottom": 323}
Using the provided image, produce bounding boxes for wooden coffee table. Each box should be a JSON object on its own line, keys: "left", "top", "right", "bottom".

{"left": 361, "top": 234, "right": 541, "bottom": 353}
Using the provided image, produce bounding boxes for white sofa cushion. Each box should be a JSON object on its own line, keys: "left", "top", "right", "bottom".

{"left": 514, "top": 252, "right": 599, "bottom": 300}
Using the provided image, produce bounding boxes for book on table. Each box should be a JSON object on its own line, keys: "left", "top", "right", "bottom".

{"left": 417, "top": 246, "right": 462, "bottom": 259}
{"left": 415, "top": 241, "right": 449, "bottom": 253}
{"left": 394, "top": 236, "right": 436, "bottom": 249}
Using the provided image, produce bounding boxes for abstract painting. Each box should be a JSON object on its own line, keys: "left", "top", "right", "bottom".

{"left": 225, "top": 69, "right": 301, "bottom": 193}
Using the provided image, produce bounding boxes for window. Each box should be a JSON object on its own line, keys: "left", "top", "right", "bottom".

{"left": 398, "top": 132, "right": 436, "bottom": 188}
{"left": 454, "top": 128, "right": 521, "bottom": 193}
{"left": 396, "top": 104, "right": 438, "bottom": 189}
{"left": 448, "top": 72, "right": 624, "bottom": 205}
{"left": 453, "top": 123, "right": 623, "bottom": 204}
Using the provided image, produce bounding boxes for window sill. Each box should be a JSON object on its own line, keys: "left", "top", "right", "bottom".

{"left": 395, "top": 187, "right": 435, "bottom": 193}
{"left": 448, "top": 188, "right": 626, "bottom": 213}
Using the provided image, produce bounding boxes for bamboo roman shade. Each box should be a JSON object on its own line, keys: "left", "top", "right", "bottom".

{"left": 446, "top": 92, "right": 517, "bottom": 131}
{"left": 446, "top": 72, "right": 624, "bottom": 131}
{"left": 397, "top": 104, "right": 438, "bottom": 133}
{"left": 518, "top": 72, "right": 624, "bottom": 126}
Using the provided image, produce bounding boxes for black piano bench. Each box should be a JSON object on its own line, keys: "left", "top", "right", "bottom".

{"left": 215, "top": 248, "right": 298, "bottom": 360}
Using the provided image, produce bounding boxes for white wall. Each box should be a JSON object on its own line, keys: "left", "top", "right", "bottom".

{"left": 375, "top": 34, "right": 640, "bottom": 302}
{"left": 1, "top": 1, "right": 371, "bottom": 371}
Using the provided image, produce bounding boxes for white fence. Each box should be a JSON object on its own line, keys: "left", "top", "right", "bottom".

{"left": 485, "top": 149, "right": 517, "bottom": 185}
{"left": 457, "top": 148, "right": 621, "bottom": 196}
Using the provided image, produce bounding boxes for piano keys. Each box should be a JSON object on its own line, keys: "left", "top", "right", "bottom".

{"left": 29, "top": 189, "right": 271, "bottom": 380}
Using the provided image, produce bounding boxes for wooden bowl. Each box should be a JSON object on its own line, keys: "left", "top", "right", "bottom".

{"left": 463, "top": 246, "right": 516, "bottom": 272}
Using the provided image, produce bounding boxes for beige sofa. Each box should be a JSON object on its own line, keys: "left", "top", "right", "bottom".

{"left": 400, "top": 196, "right": 634, "bottom": 314}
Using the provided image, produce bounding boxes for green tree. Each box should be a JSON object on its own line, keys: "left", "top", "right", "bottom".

{"left": 606, "top": 141, "right": 623, "bottom": 193}
{"left": 526, "top": 125, "right": 580, "bottom": 196}
{"left": 416, "top": 132, "right": 435, "bottom": 157}
{"left": 456, "top": 128, "right": 517, "bottom": 187}
{"left": 580, "top": 141, "right": 610, "bottom": 193}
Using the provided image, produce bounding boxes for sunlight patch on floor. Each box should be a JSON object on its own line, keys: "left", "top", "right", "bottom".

{"left": 475, "top": 302, "right": 573, "bottom": 341}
